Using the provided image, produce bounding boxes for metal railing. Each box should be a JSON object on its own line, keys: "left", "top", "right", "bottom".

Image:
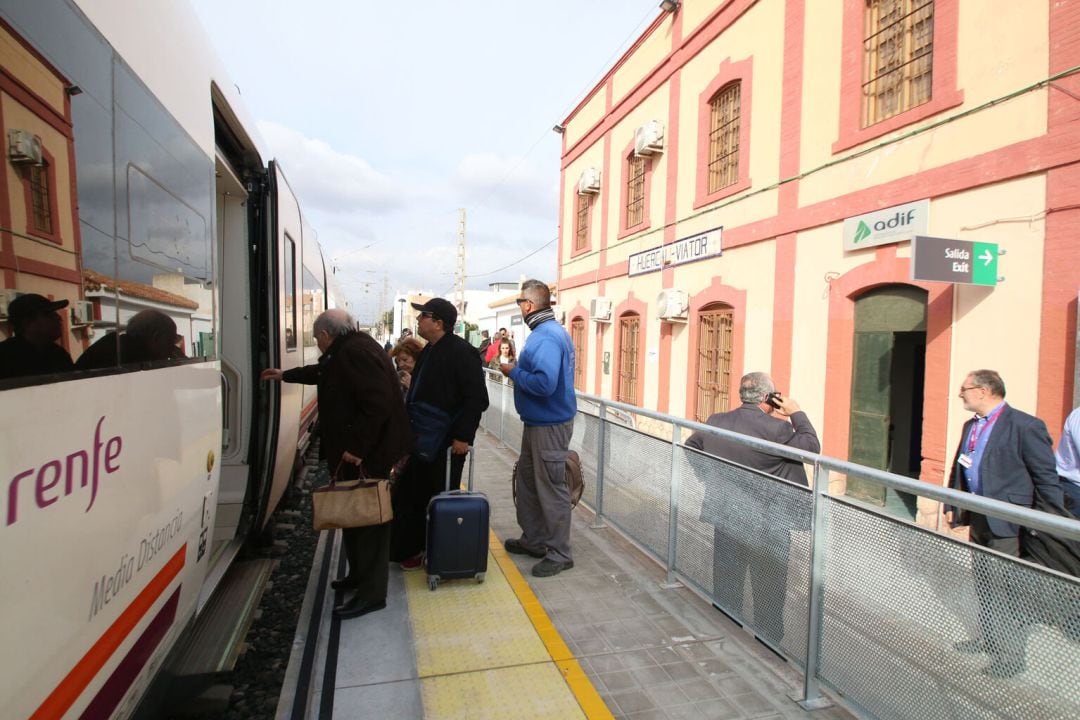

{"left": 480, "top": 374, "right": 1080, "bottom": 720}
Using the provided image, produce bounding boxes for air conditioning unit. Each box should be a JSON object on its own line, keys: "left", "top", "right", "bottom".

{"left": 656, "top": 288, "right": 688, "bottom": 321}
{"left": 7, "top": 130, "right": 43, "bottom": 165}
{"left": 577, "top": 167, "right": 601, "bottom": 195}
{"left": 634, "top": 120, "right": 665, "bottom": 157}
{"left": 589, "top": 297, "right": 612, "bottom": 322}
{"left": 70, "top": 300, "right": 94, "bottom": 326}
{"left": 0, "top": 289, "right": 23, "bottom": 319}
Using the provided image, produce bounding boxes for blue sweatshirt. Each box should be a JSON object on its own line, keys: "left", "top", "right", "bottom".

{"left": 509, "top": 319, "right": 576, "bottom": 425}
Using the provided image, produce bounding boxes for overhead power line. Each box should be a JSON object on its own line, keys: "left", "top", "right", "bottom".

{"left": 469, "top": 237, "right": 556, "bottom": 279}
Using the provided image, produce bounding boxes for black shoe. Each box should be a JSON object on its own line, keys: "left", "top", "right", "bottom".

{"left": 505, "top": 538, "right": 546, "bottom": 558}
{"left": 954, "top": 638, "right": 987, "bottom": 654}
{"left": 532, "top": 558, "right": 573, "bottom": 577}
{"left": 982, "top": 657, "right": 1025, "bottom": 678}
{"left": 333, "top": 597, "right": 387, "bottom": 620}
{"left": 331, "top": 578, "right": 356, "bottom": 591}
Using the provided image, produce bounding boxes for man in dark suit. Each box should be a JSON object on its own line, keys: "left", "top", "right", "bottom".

{"left": 262, "top": 309, "right": 412, "bottom": 620}
{"left": 685, "top": 371, "right": 819, "bottom": 647}
{"left": 391, "top": 297, "right": 488, "bottom": 569}
{"left": 947, "top": 369, "right": 1063, "bottom": 677}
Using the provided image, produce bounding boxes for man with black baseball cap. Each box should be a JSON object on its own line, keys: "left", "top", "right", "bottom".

{"left": 390, "top": 296, "right": 488, "bottom": 569}
{"left": 0, "top": 293, "right": 75, "bottom": 379}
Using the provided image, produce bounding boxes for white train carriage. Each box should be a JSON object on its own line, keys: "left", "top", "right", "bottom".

{"left": 0, "top": 1, "right": 332, "bottom": 717}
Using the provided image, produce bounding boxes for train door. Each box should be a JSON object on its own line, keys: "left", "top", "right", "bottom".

{"left": 214, "top": 150, "right": 252, "bottom": 557}
{"left": 259, "top": 161, "right": 305, "bottom": 528}
{"left": 846, "top": 285, "right": 927, "bottom": 518}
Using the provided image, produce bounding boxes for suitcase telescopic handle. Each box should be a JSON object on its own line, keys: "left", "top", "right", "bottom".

{"left": 445, "top": 445, "right": 475, "bottom": 492}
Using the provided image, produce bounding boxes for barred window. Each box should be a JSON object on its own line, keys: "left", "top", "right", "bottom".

{"left": 863, "top": 0, "right": 934, "bottom": 126}
{"left": 707, "top": 83, "right": 741, "bottom": 193}
{"left": 695, "top": 305, "right": 734, "bottom": 422}
{"left": 617, "top": 313, "right": 640, "bottom": 405}
{"left": 29, "top": 162, "right": 53, "bottom": 234}
{"left": 571, "top": 317, "right": 586, "bottom": 390}
{"left": 625, "top": 155, "right": 646, "bottom": 228}
{"left": 575, "top": 193, "right": 590, "bottom": 251}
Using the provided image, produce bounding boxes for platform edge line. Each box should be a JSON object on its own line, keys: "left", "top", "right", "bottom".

{"left": 488, "top": 531, "right": 615, "bottom": 720}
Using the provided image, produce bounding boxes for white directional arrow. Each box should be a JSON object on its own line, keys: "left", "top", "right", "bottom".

{"left": 979, "top": 249, "right": 994, "bottom": 266}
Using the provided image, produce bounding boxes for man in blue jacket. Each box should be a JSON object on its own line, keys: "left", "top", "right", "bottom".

{"left": 500, "top": 279, "right": 577, "bottom": 577}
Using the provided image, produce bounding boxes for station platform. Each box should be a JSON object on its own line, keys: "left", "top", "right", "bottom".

{"left": 280, "top": 430, "right": 853, "bottom": 720}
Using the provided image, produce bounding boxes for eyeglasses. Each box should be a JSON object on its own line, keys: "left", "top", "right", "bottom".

{"left": 515, "top": 298, "right": 530, "bottom": 306}
{"left": 417, "top": 311, "right": 435, "bottom": 319}
{"left": 959, "top": 385, "right": 982, "bottom": 394}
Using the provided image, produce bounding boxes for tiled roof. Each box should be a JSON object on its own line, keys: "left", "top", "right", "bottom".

{"left": 83, "top": 270, "right": 200, "bottom": 310}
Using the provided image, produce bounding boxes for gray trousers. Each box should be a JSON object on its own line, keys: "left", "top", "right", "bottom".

{"left": 515, "top": 421, "right": 575, "bottom": 563}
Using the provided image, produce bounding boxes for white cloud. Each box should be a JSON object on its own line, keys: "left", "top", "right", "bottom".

{"left": 257, "top": 120, "right": 405, "bottom": 214}
{"left": 452, "top": 152, "right": 557, "bottom": 220}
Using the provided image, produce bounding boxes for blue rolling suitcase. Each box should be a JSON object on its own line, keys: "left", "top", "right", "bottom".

{"left": 425, "top": 447, "right": 488, "bottom": 590}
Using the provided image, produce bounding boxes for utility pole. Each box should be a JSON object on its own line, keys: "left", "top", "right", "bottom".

{"left": 376, "top": 272, "right": 389, "bottom": 339}
{"left": 454, "top": 208, "right": 466, "bottom": 326}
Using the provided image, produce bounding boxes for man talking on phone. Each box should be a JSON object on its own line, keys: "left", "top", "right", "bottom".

{"left": 685, "top": 371, "right": 819, "bottom": 646}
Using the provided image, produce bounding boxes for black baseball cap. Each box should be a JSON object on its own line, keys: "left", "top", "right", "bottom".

{"left": 411, "top": 297, "right": 457, "bottom": 327}
{"left": 7, "top": 293, "right": 68, "bottom": 325}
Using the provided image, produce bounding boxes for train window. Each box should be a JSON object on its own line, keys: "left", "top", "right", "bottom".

{"left": 104, "top": 61, "right": 214, "bottom": 368}
{"left": 0, "top": 12, "right": 107, "bottom": 387}
{"left": 127, "top": 166, "right": 209, "bottom": 281}
{"left": 284, "top": 235, "right": 297, "bottom": 351}
{"left": 302, "top": 266, "right": 325, "bottom": 348}
{"left": 1, "top": 16, "right": 216, "bottom": 386}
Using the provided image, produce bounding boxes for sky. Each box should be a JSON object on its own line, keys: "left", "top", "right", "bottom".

{"left": 188, "top": 0, "right": 664, "bottom": 322}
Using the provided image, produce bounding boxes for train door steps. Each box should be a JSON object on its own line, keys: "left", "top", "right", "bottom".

{"left": 166, "top": 557, "right": 276, "bottom": 679}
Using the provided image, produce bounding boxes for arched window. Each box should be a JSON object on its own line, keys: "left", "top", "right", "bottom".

{"left": 616, "top": 313, "right": 641, "bottom": 405}
{"left": 707, "top": 82, "right": 741, "bottom": 193}
{"left": 570, "top": 317, "right": 586, "bottom": 391}
{"left": 694, "top": 304, "right": 734, "bottom": 421}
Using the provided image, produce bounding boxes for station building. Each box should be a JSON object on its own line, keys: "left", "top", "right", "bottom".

{"left": 555, "top": 0, "right": 1080, "bottom": 522}
{"left": 0, "top": 18, "right": 85, "bottom": 357}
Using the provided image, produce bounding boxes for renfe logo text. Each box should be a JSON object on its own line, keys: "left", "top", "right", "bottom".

{"left": 5, "top": 416, "right": 122, "bottom": 526}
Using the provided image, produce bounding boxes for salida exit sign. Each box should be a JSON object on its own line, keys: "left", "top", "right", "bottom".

{"left": 911, "top": 236, "right": 999, "bottom": 286}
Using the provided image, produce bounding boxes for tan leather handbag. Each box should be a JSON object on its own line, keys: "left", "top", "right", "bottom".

{"left": 312, "top": 461, "right": 394, "bottom": 530}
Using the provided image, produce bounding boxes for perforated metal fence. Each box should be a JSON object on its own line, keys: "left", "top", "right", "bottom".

{"left": 478, "top": 376, "right": 1080, "bottom": 718}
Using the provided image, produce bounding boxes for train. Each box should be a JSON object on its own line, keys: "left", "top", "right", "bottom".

{"left": 0, "top": 1, "right": 337, "bottom": 717}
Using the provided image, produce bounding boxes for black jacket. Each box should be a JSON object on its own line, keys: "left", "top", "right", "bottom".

{"left": 406, "top": 332, "right": 489, "bottom": 446}
{"left": 283, "top": 331, "right": 411, "bottom": 477}
{"left": 947, "top": 404, "right": 1063, "bottom": 537}
{"left": 0, "top": 335, "right": 74, "bottom": 379}
{"left": 686, "top": 404, "right": 820, "bottom": 486}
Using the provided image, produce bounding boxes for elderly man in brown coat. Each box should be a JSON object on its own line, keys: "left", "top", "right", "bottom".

{"left": 263, "top": 308, "right": 412, "bottom": 619}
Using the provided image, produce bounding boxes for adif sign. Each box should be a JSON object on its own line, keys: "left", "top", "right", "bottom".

{"left": 843, "top": 199, "right": 929, "bottom": 252}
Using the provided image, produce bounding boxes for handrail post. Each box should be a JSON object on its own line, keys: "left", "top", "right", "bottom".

{"left": 660, "top": 424, "right": 683, "bottom": 589}
{"left": 591, "top": 401, "right": 607, "bottom": 529}
{"left": 799, "top": 461, "right": 833, "bottom": 710}
{"left": 499, "top": 378, "right": 508, "bottom": 447}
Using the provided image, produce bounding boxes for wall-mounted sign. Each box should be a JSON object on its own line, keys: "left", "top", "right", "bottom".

{"left": 843, "top": 199, "right": 929, "bottom": 251}
{"left": 628, "top": 226, "right": 722, "bottom": 277}
{"left": 911, "top": 235, "right": 999, "bottom": 286}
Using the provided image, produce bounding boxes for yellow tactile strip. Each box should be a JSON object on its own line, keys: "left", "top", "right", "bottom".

{"left": 402, "top": 532, "right": 613, "bottom": 719}
{"left": 488, "top": 533, "right": 614, "bottom": 720}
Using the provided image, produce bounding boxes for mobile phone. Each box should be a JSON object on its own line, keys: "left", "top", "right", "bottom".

{"left": 765, "top": 392, "right": 782, "bottom": 409}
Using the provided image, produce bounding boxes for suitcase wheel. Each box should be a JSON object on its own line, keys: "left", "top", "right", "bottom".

{"left": 476, "top": 572, "right": 485, "bottom": 583}
{"left": 428, "top": 576, "right": 439, "bottom": 591}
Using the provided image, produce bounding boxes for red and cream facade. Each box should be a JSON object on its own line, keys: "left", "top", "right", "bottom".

{"left": 556, "top": 0, "right": 1080, "bottom": 513}
{"left": 0, "top": 18, "right": 86, "bottom": 356}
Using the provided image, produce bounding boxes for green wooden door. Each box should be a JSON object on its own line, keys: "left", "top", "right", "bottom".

{"left": 847, "top": 331, "right": 893, "bottom": 504}
{"left": 846, "top": 285, "right": 928, "bottom": 509}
